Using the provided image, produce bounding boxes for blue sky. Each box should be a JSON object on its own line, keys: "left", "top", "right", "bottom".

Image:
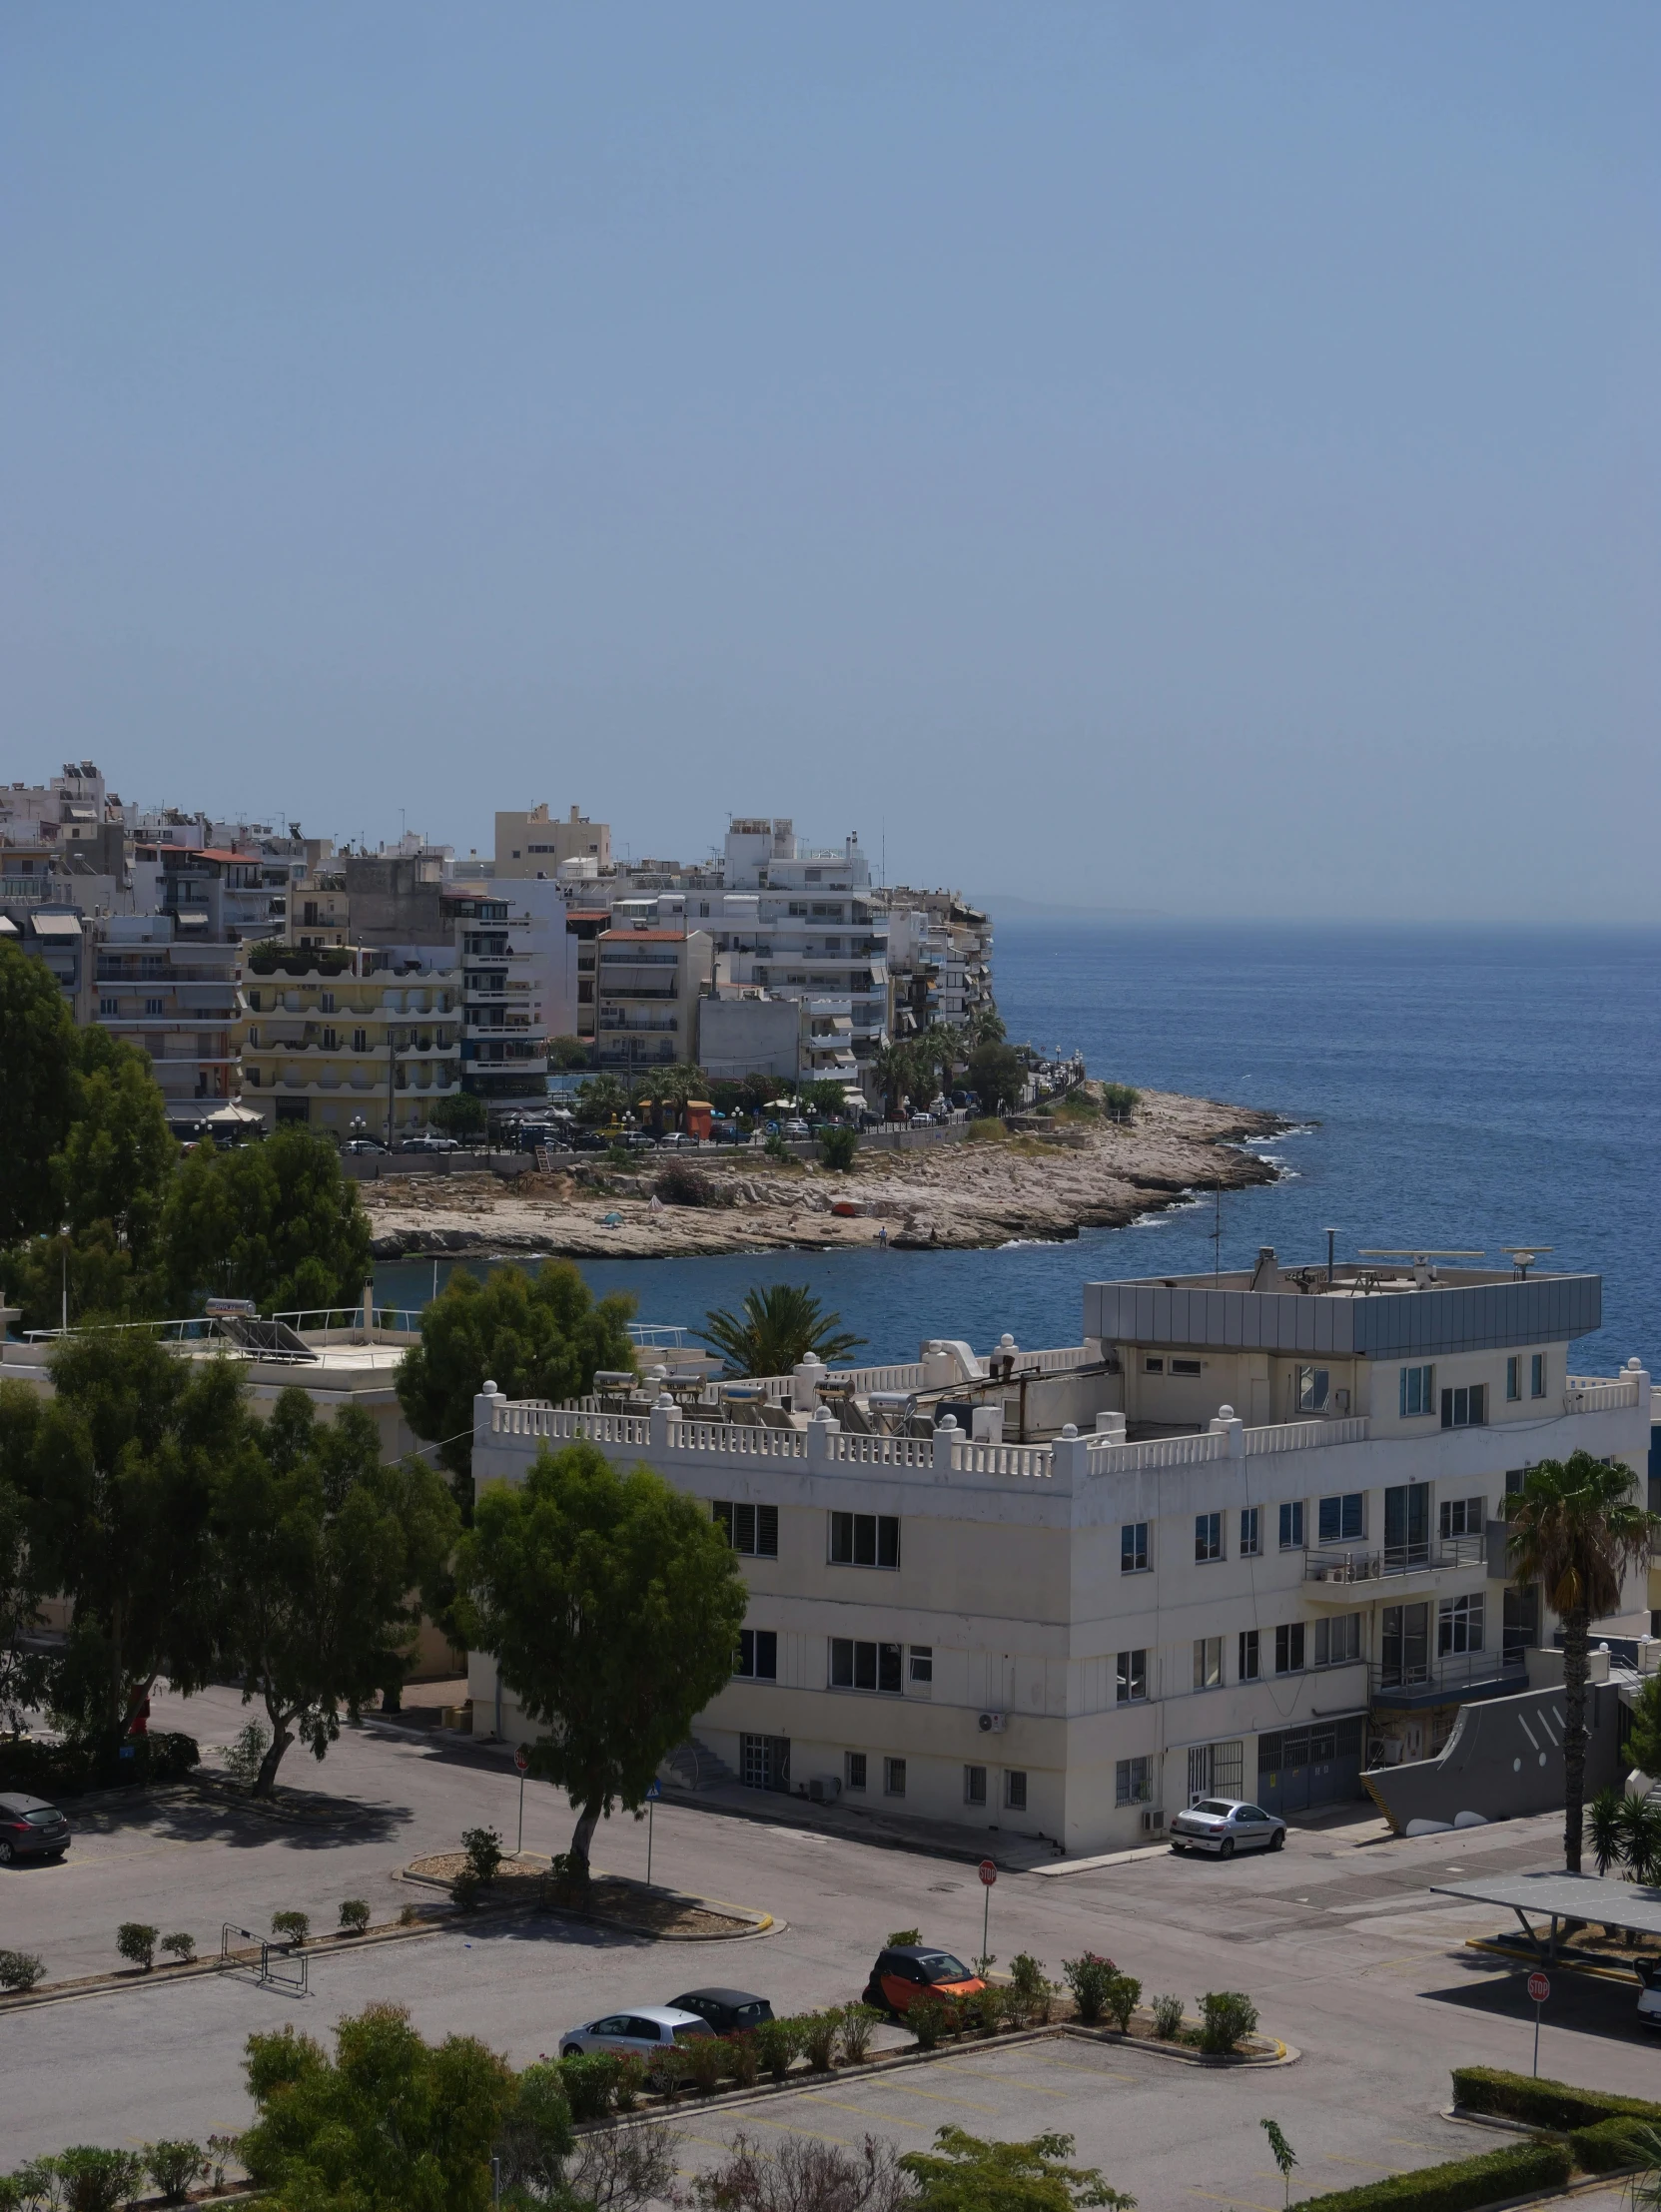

{"left": 3, "top": 4, "right": 1656, "bottom": 917}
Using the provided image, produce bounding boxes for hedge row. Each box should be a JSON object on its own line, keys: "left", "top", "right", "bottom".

{"left": 0, "top": 1732, "right": 199, "bottom": 1799}
{"left": 1287, "top": 2140, "right": 1571, "bottom": 2212}
{"left": 1568, "top": 2115, "right": 1661, "bottom": 2175}
{"left": 1451, "top": 2065, "right": 1661, "bottom": 2134}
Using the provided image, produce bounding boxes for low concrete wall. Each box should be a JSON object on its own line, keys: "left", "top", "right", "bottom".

{"left": 1362, "top": 1679, "right": 1628, "bottom": 1833}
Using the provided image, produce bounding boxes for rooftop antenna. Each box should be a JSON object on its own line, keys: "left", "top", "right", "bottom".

{"left": 1323, "top": 1226, "right": 1338, "bottom": 1287}
{"left": 1501, "top": 1246, "right": 1552, "bottom": 1279}
{"left": 1358, "top": 1247, "right": 1484, "bottom": 1289}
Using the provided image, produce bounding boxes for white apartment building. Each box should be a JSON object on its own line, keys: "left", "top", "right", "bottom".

{"left": 468, "top": 1251, "right": 1654, "bottom": 1856}
{"left": 883, "top": 889, "right": 996, "bottom": 1037}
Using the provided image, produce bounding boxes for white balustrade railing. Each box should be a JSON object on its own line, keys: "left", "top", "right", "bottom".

{"left": 489, "top": 1404, "right": 652, "bottom": 1447}
{"left": 1086, "top": 1430, "right": 1227, "bottom": 1475}
{"left": 946, "top": 1439, "right": 1054, "bottom": 1480}
{"left": 1563, "top": 1377, "right": 1640, "bottom": 1411}
{"left": 668, "top": 1419, "right": 808, "bottom": 1460}
{"left": 827, "top": 1432, "right": 938, "bottom": 1469}
{"left": 1245, "top": 1416, "right": 1370, "bottom": 1454}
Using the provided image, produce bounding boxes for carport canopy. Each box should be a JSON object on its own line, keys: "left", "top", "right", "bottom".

{"left": 1431, "top": 1869, "right": 1661, "bottom": 1961}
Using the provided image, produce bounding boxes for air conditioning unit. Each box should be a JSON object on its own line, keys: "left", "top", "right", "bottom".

{"left": 1141, "top": 1808, "right": 1166, "bottom": 1834}
{"left": 977, "top": 1712, "right": 1006, "bottom": 1734}
{"left": 808, "top": 1776, "right": 841, "bottom": 1805}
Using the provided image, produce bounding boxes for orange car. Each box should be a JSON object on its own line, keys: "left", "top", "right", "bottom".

{"left": 861, "top": 1943, "right": 986, "bottom": 2016}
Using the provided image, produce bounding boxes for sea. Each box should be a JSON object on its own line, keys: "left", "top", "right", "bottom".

{"left": 377, "top": 921, "right": 1661, "bottom": 1380}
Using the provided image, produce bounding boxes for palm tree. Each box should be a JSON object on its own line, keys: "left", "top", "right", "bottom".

{"left": 574, "top": 1074, "right": 627, "bottom": 1126}
{"left": 698, "top": 1284, "right": 865, "bottom": 1378}
{"left": 869, "top": 1042, "right": 911, "bottom": 1121}
{"left": 1507, "top": 1450, "right": 1658, "bottom": 1870}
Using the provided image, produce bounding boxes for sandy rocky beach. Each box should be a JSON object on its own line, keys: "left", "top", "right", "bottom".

{"left": 361, "top": 1087, "right": 1286, "bottom": 1261}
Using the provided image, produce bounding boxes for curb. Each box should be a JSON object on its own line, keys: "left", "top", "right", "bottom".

{"left": 572, "top": 2020, "right": 1296, "bottom": 2135}
{"left": 1462, "top": 1937, "right": 1650, "bottom": 1988}
{"left": 400, "top": 1862, "right": 777, "bottom": 1941}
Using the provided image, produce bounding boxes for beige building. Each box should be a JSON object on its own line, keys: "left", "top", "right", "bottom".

{"left": 238, "top": 945, "right": 461, "bottom": 1139}
{"left": 495, "top": 804, "right": 611, "bottom": 879}
{"left": 593, "top": 923, "right": 713, "bottom": 1074}
{"left": 469, "top": 1252, "right": 1655, "bottom": 1855}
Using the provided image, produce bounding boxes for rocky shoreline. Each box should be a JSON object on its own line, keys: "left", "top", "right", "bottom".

{"left": 362, "top": 1088, "right": 1288, "bottom": 1262}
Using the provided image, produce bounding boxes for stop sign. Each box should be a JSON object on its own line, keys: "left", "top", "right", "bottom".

{"left": 979, "top": 1858, "right": 997, "bottom": 1887}
{"left": 1526, "top": 1970, "right": 1550, "bottom": 2003}
{"left": 514, "top": 1745, "right": 529, "bottom": 1775}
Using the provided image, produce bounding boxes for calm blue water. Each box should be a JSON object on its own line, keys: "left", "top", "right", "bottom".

{"left": 379, "top": 923, "right": 1661, "bottom": 1376}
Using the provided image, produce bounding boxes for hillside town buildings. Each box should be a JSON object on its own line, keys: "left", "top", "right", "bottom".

{"left": 1, "top": 768, "right": 998, "bottom": 1118}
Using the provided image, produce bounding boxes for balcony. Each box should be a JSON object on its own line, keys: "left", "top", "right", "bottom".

{"left": 1302, "top": 1533, "right": 1487, "bottom": 1596}
{"left": 1369, "top": 1645, "right": 1528, "bottom": 1708}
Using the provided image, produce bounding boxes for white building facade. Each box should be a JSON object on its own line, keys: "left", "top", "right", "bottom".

{"left": 468, "top": 1253, "right": 1654, "bottom": 1856}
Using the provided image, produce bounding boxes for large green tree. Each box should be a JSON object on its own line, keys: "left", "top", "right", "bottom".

{"left": 162, "top": 1124, "right": 372, "bottom": 1317}
{"left": 966, "top": 1040, "right": 1025, "bottom": 1114}
{"left": 216, "top": 1392, "right": 459, "bottom": 1795}
{"left": 396, "top": 1261, "right": 635, "bottom": 1512}
{"left": 699, "top": 1283, "right": 864, "bottom": 1378}
{"left": 0, "top": 1381, "right": 51, "bottom": 1729}
{"left": 241, "top": 2004, "right": 520, "bottom": 2212}
{"left": 18, "top": 1329, "right": 250, "bottom": 1743}
{"left": 1508, "top": 1449, "right": 1659, "bottom": 1870}
{"left": 0, "top": 941, "right": 80, "bottom": 1244}
{"left": 459, "top": 1440, "right": 746, "bottom": 1876}
{"left": 900, "top": 2127, "right": 1134, "bottom": 2212}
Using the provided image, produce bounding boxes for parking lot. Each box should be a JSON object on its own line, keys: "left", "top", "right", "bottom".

{"left": 3, "top": 1681, "right": 1658, "bottom": 2201}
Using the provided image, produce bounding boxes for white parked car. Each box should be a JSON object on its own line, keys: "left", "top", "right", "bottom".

{"left": 1169, "top": 1798, "right": 1286, "bottom": 1857}
{"left": 558, "top": 2005, "right": 713, "bottom": 2064}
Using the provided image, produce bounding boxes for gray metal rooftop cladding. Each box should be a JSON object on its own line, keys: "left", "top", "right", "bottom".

{"left": 1083, "top": 1276, "right": 1602, "bottom": 1359}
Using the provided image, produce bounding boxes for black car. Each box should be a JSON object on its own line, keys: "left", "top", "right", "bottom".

{"left": 0, "top": 1793, "right": 71, "bottom": 1865}
{"left": 668, "top": 1986, "right": 775, "bottom": 2037}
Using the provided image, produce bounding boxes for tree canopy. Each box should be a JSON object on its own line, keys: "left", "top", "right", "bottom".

{"left": 899, "top": 2128, "right": 1134, "bottom": 2212}
{"left": 17, "top": 1328, "right": 254, "bottom": 1743}
{"left": 966, "top": 1041, "right": 1025, "bottom": 1114}
{"left": 459, "top": 1439, "right": 747, "bottom": 1873}
{"left": 1509, "top": 1449, "right": 1658, "bottom": 1869}
{"left": 429, "top": 1091, "right": 488, "bottom": 1140}
{"left": 396, "top": 1261, "right": 635, "bottom": 1511}
{"left": 0, "top": 1381, "right": 51, "bottom": 1730}
{"left": 0, "top": 942, "right": 83, "bottom": 1244}
{"left": 700, "top": 1283, "right": 864, "bottom": 1378}
{"left": 215, "top": 1391, "right": 458, "bottom": 1794}
{"left": 162, "top": 1124, "right": 373, "bottom": 1317}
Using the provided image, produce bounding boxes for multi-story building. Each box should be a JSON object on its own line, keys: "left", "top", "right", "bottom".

{"left": 238, "top": 943, "right": 461, "bottom": 1138}
{"left": 494, "top": 804, "right": 611, "bottom": 879}
{"left": 721, "top": 820, "right": 889, "bottom": 1072}
{"left": 592, "top": 923, "right": 713, "bottom": 1074}
{"left": 883, "top": 888, "right": 996, "bottom": 1038}
{"left": 468, "top": 1248, "right": 1654, "bottom": 1855}
{"left": 94, "top": 914, "right": 241, "bottom": 1125}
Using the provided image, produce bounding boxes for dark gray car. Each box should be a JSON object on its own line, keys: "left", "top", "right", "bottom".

{"left": 0, "top": 1793, "right": 71, "bottom": 1864}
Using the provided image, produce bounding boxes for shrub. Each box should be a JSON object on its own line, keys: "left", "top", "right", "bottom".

{"left": 755, "top": 2015, "right": 803, "bottom": 2083}
{"left": 612, "top": 2053, "right": 647, "bottom": 2110}
{"left": 886, "top": 1926, "right": 922, "bottom": 1946}
{"left": 146, "top": 2140, "right": 209, "bottom": 2206}
{"left": 725, "top": 2033, "right": 762, "bottom": 2088}
{"left": 47, "top": 2147, "right": 147, "bottom": 2212}
{"left": 965, "top": 1117, "right": 1006, "bottom": 1141}
{"left": 1100, "top": 1084, "right": 1140, "bottom": 1122}
{"left": 206, "top": 2134, "right": 241, "bottom": 2191}
{"left": 450, "top": 1868, "right": 482, "bottom": 1910}
{"left": 148, "top": 1732, "right": 201, "bottom": 1783}
{"left": 838, "top": 2003, "right": 880, "bottom": 2064}
{"left": 656, "top": 1163, "right": 717, "bottom": 1207}
{"left": 1284, "top": 2139, "right": 1571, "bottom": 2210}
{"left": 801, "top": 2010, "right": 842, "bottom": 2072}
{"left": 0, "top": 1950, "right": 45, "bottom": 1993}
{"left": 763, "top": 1132, "right": 790, "bottom": 1161}
{"left": 1199, "top": 1990, "right": 1258, "bottom": 2054}
{"left": 818, "top": 1126, "right": 858, "bottom": 1171}
{"left": 1008, "top": 1954, "right": 1052, "bottom": 2025}
{"left": 461, "top": 1826, "right": 505, "bottom": 1884}
{"left": 653, "top": 2045, "right": 690, "bottom": 2102}
{"left": 339, "top": 1898, "right": 371, "bottom": 1934}
{"left": 270, "top": 1910, "right": 310, "bottom": 1948}
{"left": 558, "top": 2052, "right": 618, "bottom": 2121}
{"left": 222, "top": 1719, "right": 270, "bottom": 1790}
{"left": 1568, "top": 2116, "right": 1657, "bottom": 2174}
{"left": 117, "top": 1922, "right": 158, "bottom": 1972}
{"left": 685, "top": 2035, "right": 725, "bottom": 2094}
{"left": 909, "top": 1997, "right": 948, "bottom": 2051}
{"left": 1152, "top": 1993, "right": 1185, "bottom": 2041}
{"left": 398, "top": 1902, "right": 423, "bottom": 1926}
{"left": 1062, "top": 1953, "right": 1115, "bottom": 2025}
{"left": 977, "top": 1986, "right": 1009, "bottom": 2036}
{"left": 159, "top": 1933, "right": 196, "bottom": 1966}
{"left": 1103, "top": 1971, "right": 1142, "bottom": 2034}
{"left": 1450, "top": 2068, "right": 1661, "bottom": 2133}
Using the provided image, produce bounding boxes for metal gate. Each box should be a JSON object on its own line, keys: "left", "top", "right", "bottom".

{"left": 1256, "top": 1718, "right": 1364, "bottom": 1817}
{"left": 740, "top": 1733, "right": 791, "bottom": 1793}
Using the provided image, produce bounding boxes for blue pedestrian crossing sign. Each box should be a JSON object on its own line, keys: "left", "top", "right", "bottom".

{"left": 646, "top": 1780, "right": 661, "bottom": 1801}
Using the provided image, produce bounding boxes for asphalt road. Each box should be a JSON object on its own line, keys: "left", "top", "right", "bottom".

{"left": 2, "top": 1682, "right": 1656, "bottom": 2204}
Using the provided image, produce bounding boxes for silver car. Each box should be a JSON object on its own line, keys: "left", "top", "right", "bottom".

{"left": 559, "top": 2005, "right": 713, "bottom": 2063}
{"left": 1169, "top": 1797, "right": 1285, "bottom": 1858}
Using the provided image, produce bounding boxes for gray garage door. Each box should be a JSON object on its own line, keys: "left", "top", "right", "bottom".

{"left": 1256, "top": 1717, "right": 1365, "bottom": 1817}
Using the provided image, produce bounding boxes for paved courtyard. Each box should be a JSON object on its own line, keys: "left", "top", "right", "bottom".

{"left": 2, "top": 1682, "right": 1656, "bottom": 2206}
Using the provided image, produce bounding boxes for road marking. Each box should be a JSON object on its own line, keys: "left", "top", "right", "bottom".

{"left": 1190, "top": 2189, "right": 1279, "bottom": 2211}
{"left": 847, "top": 2079, "right": 998, "bottom": 2114}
